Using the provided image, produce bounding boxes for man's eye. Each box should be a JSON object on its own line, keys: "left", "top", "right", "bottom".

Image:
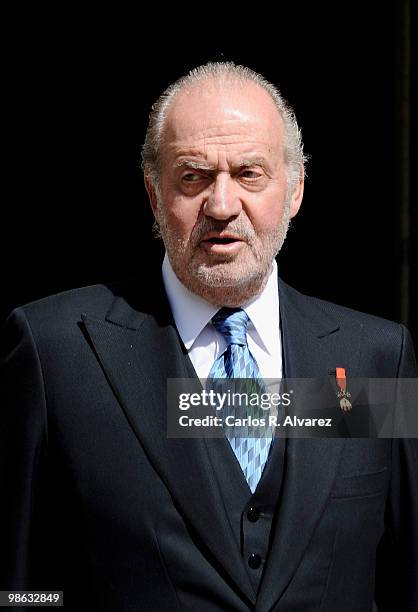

{"left": 182, "top": 173, "right": 204, "bottom": 182}
{"left": 240, "top": 170, "right": 261, "bottom": 180}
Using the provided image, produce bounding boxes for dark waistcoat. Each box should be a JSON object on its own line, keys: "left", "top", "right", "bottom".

{"left": 183, "top": 348, "right": 287, "bottom": 599}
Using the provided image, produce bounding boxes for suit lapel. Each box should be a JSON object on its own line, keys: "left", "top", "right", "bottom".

{"left": 257, "top": 279, "right": 363, "bottom": 612}
{"left": 278, "top": 278, "right": 363, "bottom": 380}
{"left": 81, "top": 282, "right": 256, "bottom": 606}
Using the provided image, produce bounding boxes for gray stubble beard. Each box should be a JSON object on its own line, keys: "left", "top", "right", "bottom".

{"left": 155, "top": 196, "right": 292, "bottom": 307}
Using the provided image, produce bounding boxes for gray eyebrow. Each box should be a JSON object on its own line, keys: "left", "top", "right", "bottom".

{"left": 238, "top": 157, "right": 267, "bottom": 168}
{"left": 174, "top": 160, "right": 216, "bottom": 171}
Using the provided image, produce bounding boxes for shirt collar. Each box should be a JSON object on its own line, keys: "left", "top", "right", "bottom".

{"left": 162, "top": 253, "right": 280, "bottom": 354}
{"left": 243, "top": 259, "right": 280, "bottom": 356}
{"left": 162, "top": 254, "right": 218, "bottom": 350}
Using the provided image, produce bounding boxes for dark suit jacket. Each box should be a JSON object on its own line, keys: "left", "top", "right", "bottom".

{"left": 1, "top": 275, "right": 417, "bottom": 611}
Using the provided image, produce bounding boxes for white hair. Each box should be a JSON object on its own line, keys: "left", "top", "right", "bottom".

{"left": 141, "top": 61, "right": 307, "bottom": 196}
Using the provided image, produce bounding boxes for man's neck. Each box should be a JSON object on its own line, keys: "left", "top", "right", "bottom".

{"left": 165, "top": 254, "right": 276, "bottom": 308}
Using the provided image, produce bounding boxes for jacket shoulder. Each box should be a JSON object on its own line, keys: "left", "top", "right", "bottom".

{"left": 19, "top": 284, "right": 117, "bottom": 323}
{"left": 279, "top": 279, "right": 407, "bottom": 342}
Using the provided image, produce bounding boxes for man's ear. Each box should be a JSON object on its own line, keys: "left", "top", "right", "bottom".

{"left": 289, "top": 167, "right": 305, "bottom": 218}
{"left": 144, "top": 173, "right": 159, "bottom": 219}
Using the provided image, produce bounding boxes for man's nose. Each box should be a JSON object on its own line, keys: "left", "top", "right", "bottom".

{"left": 203, "top": 173, "right": 242, "bottom": 220}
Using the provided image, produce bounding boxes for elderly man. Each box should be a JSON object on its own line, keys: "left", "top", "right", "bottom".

{"left": 1, "top": 63, "right": 417, "bottom": 611}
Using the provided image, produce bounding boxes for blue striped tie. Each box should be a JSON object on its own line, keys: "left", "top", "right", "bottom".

{"left": 209, "top": 308, "right": 273, "bottom": 493}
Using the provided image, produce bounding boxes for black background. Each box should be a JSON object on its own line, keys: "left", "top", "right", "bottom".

{"left": 2, "top": 3, "right": 417, "bottom": 348}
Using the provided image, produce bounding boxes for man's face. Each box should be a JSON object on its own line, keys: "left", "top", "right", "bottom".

{"left": 146, "top": 79, "right": 303, "bottom": 305}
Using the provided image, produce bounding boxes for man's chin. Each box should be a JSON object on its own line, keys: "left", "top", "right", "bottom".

{"left": 194, "top": 262, "right": 266, "bottom": 289}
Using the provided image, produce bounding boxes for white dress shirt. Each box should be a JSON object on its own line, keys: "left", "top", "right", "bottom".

{"left": 162, "top": 254, "right": 283, "bottom": 381}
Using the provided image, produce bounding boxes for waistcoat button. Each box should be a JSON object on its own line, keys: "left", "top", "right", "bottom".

{"left": 248, "top": 553, "right": 262, "bottom": 569}
{"left": 247, "top": 506, "right": 260, "bottom": 522}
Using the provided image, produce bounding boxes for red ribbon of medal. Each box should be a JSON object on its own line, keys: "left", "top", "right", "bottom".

{"left": 335, "top": 367, "right": 352, "bottom": 411}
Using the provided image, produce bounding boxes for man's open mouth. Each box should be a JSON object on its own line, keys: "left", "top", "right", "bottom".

{"left": 206, "top": 237, "right": 240, "bottom": 245}
{"left": 201, "top": 233, "right": 243, "bottom": 245}
{"left": 199, "top": 233, "right": 246, "bottom": 254}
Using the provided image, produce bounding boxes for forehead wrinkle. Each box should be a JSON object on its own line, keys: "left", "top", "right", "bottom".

{"left": 169, "top": 119, "right": 266, "bottom": 138}
{"left": 167, "top": 139, "right": 277, "bottom": 158}
{"left": 166, "top": 120, "right": 276, "bottom": 146}
{"left": 171, "top": 135, "right": 271, "bottom": 147}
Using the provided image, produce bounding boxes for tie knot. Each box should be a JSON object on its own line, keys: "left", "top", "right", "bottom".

{"left": 211, "top": 308, "right": 249, "bottom": 346}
